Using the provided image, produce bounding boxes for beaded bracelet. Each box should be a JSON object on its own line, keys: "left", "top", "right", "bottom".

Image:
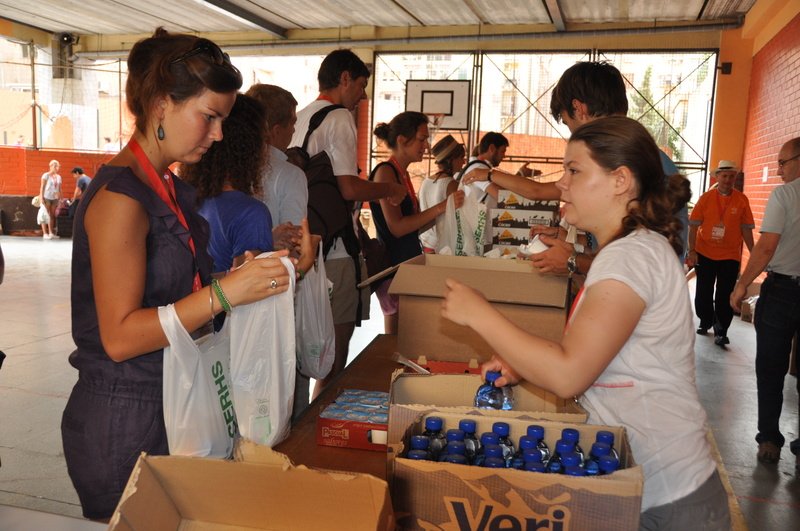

{"left": 208, "top": 284, "right": 215, "bottom": 324}
{"left": 211, "top": 278, "right": 232, "bottom": 313}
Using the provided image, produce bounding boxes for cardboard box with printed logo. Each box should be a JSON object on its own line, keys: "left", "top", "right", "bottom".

{"left": 388, "top": 411, "right": 642, "bottom": 530}
{"left": 109, "top": 441, "right": 394, "bottom": 530}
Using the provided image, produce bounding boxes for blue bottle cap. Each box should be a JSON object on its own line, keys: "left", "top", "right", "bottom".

{"left": 599, "top": 455, "right": 620, "bottom": 473}
{"left": 492, "top": 422, "right": 510, "bottom": 437}
{"left": 485, "top": 370, "right": 501, "bottom": 383}
{"left": 518, "top": 435, "right": 536, "bottom": 450}
{"left": 480, "top": 432, "right": 499, "bottom": 446}
{"left": 444, "top": 453, "right": 468, "bottom": 465}
{"left": 425, "top": 416, "right": 443, "bottom": 431}
{"left": 446, "top": 441, "right": 466, "bottom": 455}
{"left": 524, "top": 461, "right": 547, "bottom": 473}
{"left": 410, "top": 435, "right": 430, "bottom": 450}
{"left": 459, "top": 419, "right": 477, "bottom": 434}
{"left": 555, "top": 439, "right": 575, "bottom": 455}
{"left": 522, "top": 448, "right": 543, "bottom": 463}
{"left": 483, "top": 444, "right": 503, "bottom": 459}
{"left": 561, "top": 428, "right": 580, "bottom": 443}
{"left": 561, "top": 452, "right": 581, "bottom": 468}
{"left": 484, "top": 457, "right": 506, "bottom": 468}
{"left": 407, "top": 449, "right": 429, "bottom": 460}
{"left": 565, "top": 465, "right": 587, "bottom": 476}
{"left": 527, "top": 425, "right": 545, "bottom": 440}
{"left": 446, "top": 429, "right": 465, "bottom": 442}
{"left": 596, "top": 430, "right": 615, "bottom": 446}
{"left": 590, "top": 442, "right": 611, "bottom": 458}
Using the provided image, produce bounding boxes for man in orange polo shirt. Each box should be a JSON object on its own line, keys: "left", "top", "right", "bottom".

{"left": 688, "top": 160, "right": 755, "bottom": 347}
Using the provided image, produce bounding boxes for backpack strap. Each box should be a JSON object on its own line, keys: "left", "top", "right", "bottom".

{"left": 454, "top": 158, "right": 492, "bottom": 182}
{"left": 301, "top": 104, "right": 345, "bottom": 151}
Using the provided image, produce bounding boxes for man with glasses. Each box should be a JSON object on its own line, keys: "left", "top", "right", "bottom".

{"left": 731, "top": 137, "right": 800, "bottom": 470}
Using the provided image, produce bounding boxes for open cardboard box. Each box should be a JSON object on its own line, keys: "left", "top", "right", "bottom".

{"left": 388, "top": 372, "right": 587, "bottom": 446}
{"left": 389, "top": 411, "right": 642, "bottom": 530}
{"left": 388, "top": 254, "right": 569, "bottom": 363}
{"left": 109, "top": 441, "right": 394, "bottom": 530}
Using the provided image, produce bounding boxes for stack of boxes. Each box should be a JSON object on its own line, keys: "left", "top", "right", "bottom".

{"left": 491, "top": 190, "right": 560, "bottom": 256}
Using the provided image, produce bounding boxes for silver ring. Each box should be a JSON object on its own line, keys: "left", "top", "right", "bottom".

{"left": 270, "top": 278, "right": 278, "bottom": 289}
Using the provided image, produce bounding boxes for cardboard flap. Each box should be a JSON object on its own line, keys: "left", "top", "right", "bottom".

{"left": 110, "top": 454, "right": 182, "bottom": 530}
{"left": 233, "top": 438, "right": 294, "bottom": 468}
{"left": 389, "top": 254, "right": 567, "bottom": 308}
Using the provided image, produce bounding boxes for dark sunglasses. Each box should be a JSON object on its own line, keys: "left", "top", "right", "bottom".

{"left": 170, "top": 40, "right": 234, "bottom": 68}
{"left": 778, "top": 152, "right": 800, "bottom": 168}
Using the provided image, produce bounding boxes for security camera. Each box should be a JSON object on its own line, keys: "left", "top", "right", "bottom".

{"left": 58, "top": 33, "right": 77, "bottom": 46}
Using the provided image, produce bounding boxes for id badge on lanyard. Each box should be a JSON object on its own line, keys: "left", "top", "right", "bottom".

{"left": 712, "top": 192, "right": 729, "bottom": 243}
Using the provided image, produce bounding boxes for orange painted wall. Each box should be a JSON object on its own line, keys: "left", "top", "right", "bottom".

{"left": 0, "top": 146, "right": 112, "bottom": 197}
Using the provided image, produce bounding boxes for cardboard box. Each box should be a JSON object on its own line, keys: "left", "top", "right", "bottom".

{"left": 388, "top": 254, "right": 569, "bottom": 361}
{"left": 740, "top": 296, "right": 758, "bottom": 323}
{"left": 109, "top": 442, "right": 394, "bottom": 530}
{"left": 389, "top": 411, "right": 642, "bottom": 530}
{"left": 497, "top": 192, "right": 560, "bottom": 212}
{"left": 317, "top": 389, "right": 389, "bottom": 452}
{"left": 388, "top": 372, "right": 587, "bottom": 445}
{"left": 492, "top": 208, "right": 557, "bottom": 228}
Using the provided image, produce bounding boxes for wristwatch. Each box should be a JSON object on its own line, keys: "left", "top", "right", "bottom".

{"left": 567, "top": 251, "right": 579, "bottom": 277}
{"left": 487, "top": 170, "right": 493, "bottom": 182}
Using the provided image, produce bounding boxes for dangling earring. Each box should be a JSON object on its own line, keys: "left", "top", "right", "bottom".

{"left": 157, "top": 124, "right": 165, "bottom": 141}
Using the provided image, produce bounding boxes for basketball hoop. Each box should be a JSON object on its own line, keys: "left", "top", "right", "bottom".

{"left": 427, "top": 113, "right": 445, "bottom": 141}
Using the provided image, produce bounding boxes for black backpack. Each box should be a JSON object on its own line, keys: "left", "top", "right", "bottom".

{"left": 285, "top": 104, "right": 352, "bottom": 257}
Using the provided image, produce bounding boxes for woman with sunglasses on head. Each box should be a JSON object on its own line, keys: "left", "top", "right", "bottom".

{"left": 61, "top": 28, "right": 290, "bottom": 520}
{"left": 442, "top": 117, "right": 730, "bottom": 530}
{"left": 369, "top": 112, "right": 464, "bottom": 334}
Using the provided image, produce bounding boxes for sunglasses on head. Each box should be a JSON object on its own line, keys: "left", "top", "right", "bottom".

{"left": 170, "top": 40, "right": 234, "bottom": 68}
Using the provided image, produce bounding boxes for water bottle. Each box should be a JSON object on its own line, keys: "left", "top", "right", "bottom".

{"left": 585, "top": 442, "right": 611, "bottom": 476}
{"left": 565, "top": 465, "right": 587, "bottom": 477}
{"left": 546, "top": 439, "right": 575, "bottom": 474}
{"left": 408, "top": 435, "right": 431, "bottom": 460}
{"left": 481, "top": 444, "right": 504, "bottom": 468}
{"left": 511, "top": 436, "right": 537, "bottom": 469}
{"left": 407, "top": 449, "right": 429, "bottom": 460}
{"left": 484, "top": 457, "right": 506, "bottom": 468}
{"left": 492, "top": 422, "right": 516, "bottom": 466}
{"left": 560, "top": 452, "right": 581, "bottom": 474}
{"left": 443, "top": 453, "right": 468, "bottom": 465}
{"left": 595, "top": 430, "right": 620, "bottom": 461}
{"left": 446, "top": 429, "right": 465, "bottom": 444}
{"left": 524, "top": 461, "right": 547, "bottom": 473}
{"left": 561, "top": 428, "right": 585, "bottom": 465}
{"left": 598, "top": 454, "right": 620, "bottom": 476}
{"left": 475, "top": 371, "right": 514, "bottom": 410}
{"left": 423, "top": 416, "right": 447, "bottom": 461}
{"left": 527, "top": 425, "right": 551, "bottom": 464}
{"left": 473, "top": 433, "right": 500, "bottom": 467}
{"left": 440, "top": 441, "right": 467, "bottom": 462}
{"left": 459, "top": 419, "right": 481, "bottom": 464}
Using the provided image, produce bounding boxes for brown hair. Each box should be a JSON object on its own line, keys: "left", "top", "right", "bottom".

{"left": 245, "top": 84, "right": 298, "bottom": 129}
{"left": 180, "top": 94, "right": 267, "bottom": 200}
{"left": 373, "top": 111, "right": 428, "bottom": 149}
{"left": 569, "top": 116, "right": 685, "bottom": 255}
{"left": 126, "top": 28, "right": 243, "bottom": 135}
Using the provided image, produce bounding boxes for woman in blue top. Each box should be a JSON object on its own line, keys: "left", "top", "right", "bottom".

{"left": 62, "top": 29, "right": 291, "bottom": 520}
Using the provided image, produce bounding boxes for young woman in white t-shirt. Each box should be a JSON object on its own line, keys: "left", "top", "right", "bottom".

{"left": 442, "top": 116, "right": 729, "bottom": 530}
{"left": 38, "top": 159, "right": 62, "bottom": 239}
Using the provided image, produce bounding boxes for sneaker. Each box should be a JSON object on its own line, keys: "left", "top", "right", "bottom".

{"left": 43, "top": 233, "right": 52, "bottom": 240}
{"left": 714, "top": 335, "right": 730, "bottom": 347}
{"left": 757, "top": 441, "right": 780, "bottom": 464}
{"left": 696, "top": 327, "right": 709, "bottom": 335}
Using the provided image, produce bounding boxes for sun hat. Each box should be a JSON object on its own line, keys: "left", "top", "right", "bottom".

{"left": 714, "top": 160, "right": 739, "bottom": 173}
{"left": 431, "top": 135, "right": 462, "bottom": 163}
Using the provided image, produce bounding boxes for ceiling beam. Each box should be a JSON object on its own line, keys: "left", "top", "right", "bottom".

{"left": 198, "top": 0, "right": 287, "bottom": 38}
{"left": 544, "top": 0, "right": 566, "bottom": 32}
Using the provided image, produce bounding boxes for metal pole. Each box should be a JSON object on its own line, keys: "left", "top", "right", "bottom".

{"left": 29, "top": 42, "right": 37, "bottom": 149}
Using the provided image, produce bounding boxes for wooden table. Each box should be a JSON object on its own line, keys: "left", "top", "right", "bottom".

{"left": 274, "top": 334, "right": 399, "bottom": 479}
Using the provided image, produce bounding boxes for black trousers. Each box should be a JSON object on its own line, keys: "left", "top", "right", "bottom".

{"left": 694, "top": 253, "right": 740, "bottom": 335}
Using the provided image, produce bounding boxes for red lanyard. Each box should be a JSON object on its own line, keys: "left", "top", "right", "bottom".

{"left": 565, "top": 286, "right": 585, "bottom": 332}
{"left": 128, "top": 138, "right": 202, "bottom": 292}
{"left": 715, "top": 190, "right": 731, "bottom": 222}
{"left": 389, "top": 157, "right": 419, "bottom": 213}
{"left": 317, "top": 94, "right": 336, "bottom": 104}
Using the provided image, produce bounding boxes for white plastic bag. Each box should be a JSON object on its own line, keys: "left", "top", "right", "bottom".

{"left": 229, "top": 252, "right": 296, "bottom": 447}
{"left": 37, "top": 205, "right": 50, "bottom": 225}
{"left": 294, "top": 245, "right": 335, "bottom": 379}
{"left": 436, "top": 182, "right": 487, "bottom": 256}
{"left": 159, "top": 304, "right": 235, "bottom": 458}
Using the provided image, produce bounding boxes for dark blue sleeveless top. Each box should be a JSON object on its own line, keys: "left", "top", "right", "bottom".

{"left": 69, "top": 166, "right": 213, "bottom": 384}
{"left": 368, "top": 161, "right": 422, "bottom": 266}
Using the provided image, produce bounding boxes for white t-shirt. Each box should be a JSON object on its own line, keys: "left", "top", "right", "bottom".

{"left": 261, "top": 145, "right": 308, "bottom": 226}
{"left": 418, "top": 174, "right": 454, "bottom": 249}
{"left": 42, "top": 172, "right": 61, "bottom": 200}
{"left": 290, "top": 100, "right": 358, "bottom": 260}
{"left": 575, "top": 229, "right": 716, "bottom": 511}
{"left": 762, "top": 178, "right": 800, "bottom": 276}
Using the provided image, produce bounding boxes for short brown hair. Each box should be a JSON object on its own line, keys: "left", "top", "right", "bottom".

{"left": 245, "top": 84, "right": 298, "bottom": 129}
{"left": 126, "top": 27, "right": 242, "bottom": 135}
